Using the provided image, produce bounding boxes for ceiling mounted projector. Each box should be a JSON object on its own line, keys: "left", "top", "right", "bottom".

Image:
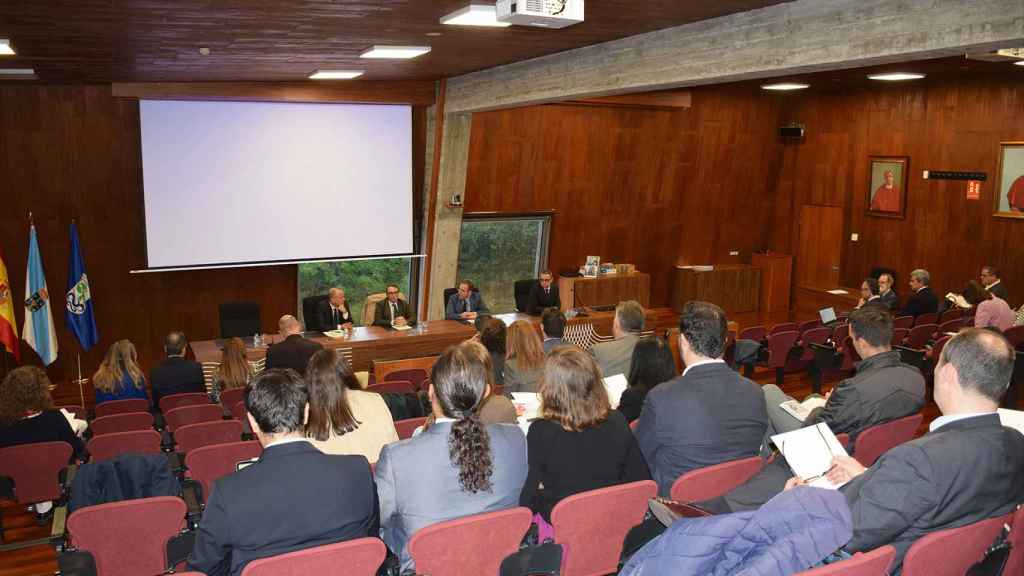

{"left": 496, "top": 0, "right": 584, "bottom": 29}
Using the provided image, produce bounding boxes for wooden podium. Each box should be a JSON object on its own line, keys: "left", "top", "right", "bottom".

{"left": 558, "top": 273, "right": 651, "bottom": 310}
{"left": 751, "top": 253, "right": 793, "bottom": 313}
{"left": 671, "top": 265, "right": 760, "bottom": 314}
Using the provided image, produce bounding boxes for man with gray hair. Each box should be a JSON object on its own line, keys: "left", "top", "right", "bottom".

{"left": 265, "top": 314, "right": 323, "bottom": 374}
{"left": 590, "top": 300, "right": 645, "bottom": 378}
{"left": 902, "top": 268, "right": 938, "bottom": 318}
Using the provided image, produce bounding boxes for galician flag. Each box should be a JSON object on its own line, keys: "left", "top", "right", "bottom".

{"left": 65, "top": 222, "right": 98, "bottom": 351}
{"left": 0, "top": 249, "right": 19, "bottom": 362}
{"left": 23, "top": 225, "right": 58, "bottom": 365}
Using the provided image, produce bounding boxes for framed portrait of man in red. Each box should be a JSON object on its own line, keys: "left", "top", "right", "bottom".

{"left": 994, "top": 142, "right": 1024, "bottom": 219}
{"left": 867, "top": 156, "right": 908, "bottom": 219}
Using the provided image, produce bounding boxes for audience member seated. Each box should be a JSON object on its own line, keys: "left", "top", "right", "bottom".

{"left": 0, "top": 365, "right": 87, "bottom": 462}
{"left": 422, "top": 341, "right": 518, "bottom": 429}
{"left": 635, "top": 301, "right": 768, "bottom": 496}
{"left": 519, "top": 347, "right": 650, "bottom": 522}
{"left": 445, "top": 279, "right": 489, "bottom": 321}
{"left": 375, "top": 341, "right": 527, "bottom": 572}
{"left": 618, "top": 336, "right": 676, "bottom": 424}
{"left": 964, "top": 280, "right": 1015, "bottom": 331}
{"left": 855, "top": 277, "right": 886, "bottom": 310}
{"left": 373, "top": 284, "right": 416, "bottom": 329}
{"left": 878, "top": 272, "right": 899, "bottom": 310}
{"left": 902, "top": 268, "right": 938, "bottom": 318}
{"left": 305, "top": 349, "right": 398, "bottom": 464}
{"left": 540, "top": 307, "right": 567, "bottom": 353}
{"left": 980, "top": 265, "right": 1008, "bottom": 302}
{"left": 503, "top": 320, "right": 544, "bottom": 393}
{"left": 265, "top": 315, "right": 323, "bottom": 375}
{"left": 476, "top": 317, "right": 507, "bottom": 385}
{"left": 705, "top": 307, "right": 926, "bottom": 512}
{"left": 790, "top": 328, "right": 1024, "bottom": 573}
{"left": 187, "top": 369, "right": 379, "bottom": 576}
{"left": 525, "top": 270, "right": 560, "bottom": 315}
{"left": 150, "top": 331, "right": 206, "bottom": 410}
{"left": 317, "top": 287, "right": 354, "bottom": 330}
{"left": 212, "top": 337, "right": 253, "bottom": 403}
{"left": 92, "top": 339, "right": 149, "bottom": 405}
{"left": 590, "top": 299, "right": 645, "bottom": 378}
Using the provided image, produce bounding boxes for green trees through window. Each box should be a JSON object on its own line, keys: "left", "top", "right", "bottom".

{"left": 456, "top": 216, "right": 550, "bottom": 314}
{"left": 298, "top": 259, "right": 412, "bottom": 326}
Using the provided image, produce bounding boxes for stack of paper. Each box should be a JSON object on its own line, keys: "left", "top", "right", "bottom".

{"left": 779, "top": 397, "right": 828, "bottom": 422}
{"left": 771, "top": 422, "right": 850, "bottom": 489}
{"left": 603, "top": 373, "right": 629, "bottom": 409}
{"left": 323, "top": 330, "right": 347, "bottom": 339}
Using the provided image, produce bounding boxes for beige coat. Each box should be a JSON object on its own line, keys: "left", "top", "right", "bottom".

{"left": 310, "top": 390, "right": 399, "bottom": 463}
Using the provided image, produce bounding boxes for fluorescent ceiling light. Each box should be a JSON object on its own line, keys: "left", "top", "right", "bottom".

{"left": 1016, "top": 60, "right": 1024, "bottom": 66}
{"left": 761, "top": 82, "right": 809, "bottom": 91}
{"left": 360, "top": 45, "right": 431, "bottom": 59}
{"left": 867, "top": 72, "right": 926, "bottom": 81}
{"left": 0, "top": 39, "right": 14, "bottom": 56}
{"left": 441, "top": 4, "right": 511, "bottom": 27}
{"left": 0, "top": 68, "right": 35, "bottom": 79}
{"left": 308, "top": 70, "right": 364, "bottom": 80}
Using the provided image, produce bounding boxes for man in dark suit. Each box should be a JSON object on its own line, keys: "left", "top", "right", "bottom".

{"left": 541, "top": 307, "right": 567, "bottom": 354}
{"left": 525, "top": 270, "right": 560, "bottom": 315}
{"left": 264, "top": 315, "right": 323, "bottom": 375}
{"left": 902, "top": 268, "right": 939, "bottom": 317}
{"left": 373, "top": 284, "right": 416, "bottom": 328}
{"left": 315, "top": 287, "right": 354, "bottom": 331}
{"left": 980, "top": 265, "right": 1008, "bottom": 302}
{"left": 801, "top": 328, "right": 1024, "bottom": 572}
{"left": 634, "top": 301, "right": 769, "bottom": 496}
{"left": 878, "top": 272, "right": 899, "bottom": 310}
{"left": 445, "top": 280, "right": 489, "bottom": 321}
{"left": 187, "top": 369, "right": 378, "bottom": 576}
{"left": 856, "top": 277, "right": 887, "bottom": 311}
{"left": 150, "top": 331, "right": 206, "bottom": 411}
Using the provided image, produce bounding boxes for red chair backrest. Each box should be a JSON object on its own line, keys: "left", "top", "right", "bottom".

{"left": 241, "top": 537, "right": 386, "bottom": 576}
{"left": 159, "top": 392, "right": 211, "bottom": 414}
{"left": 893, "top": 316, "right": 915, "bottom": 330}
{"left": 185, "top": 440, "right": 263, "bottom": 499}
{"left": 393, "top": 416, "right": 427, "bottom": 440}
{"left": 794, "top": 545, "right": 895, "bottom": 575}
{"left": 232, "top": 400, "right": 253, "bottom": 435}
{"left": 853, "top": 413, "right": 923, "bottom": 467}
{"left": 1004, "top": 325, "right": 1024, "bottom": 349}
{"left": 914, "top": 312, "right": 939, "bottom": 327}
{"left": 408, "top": 507, "right": 532, "bottom": 576}
{"left": 929, "top": 335, "right": 952, "bottom": 361}
{"left": 87, "top": 430, "right": 162, "bottom": 462}
{"left": 939, "top": 309, "right": 963, "bottom": 324}
{"left": 738, "top": 326, "right": 766, "bottom": 342}
{"left": 384, "top": 368, "right": 429, "bottom": 391}
{"left": 937, "top": 319, "right": 962, "bottom": 336}
{"left": 766, "top": 331, "right": 800, "bottom": 368}
{"left": 891, "top": 328, "right": 909, "bottom": 347}
{"left": 94, "top": 398, "right": 149, "bottom": 418}
{"left": 1004, "top": 506, "right": 1024, "bottom": 575}
{"left": 67, "top": 496, "right": 186, "bottom": 576}
{"left": 839, "top": 336, "right": 861, "bottom": 371}
{"left": 800, "top": 328, "right": 833, "bottom": 360}
{"left": 905, "top": 324, "right": 937, "bottom": 349}
{"left": 366, "top": 380, "right": 416, "bottom": 395}
{"left": 219, "top": 387, "right": 246, "bottom": 413}
{"left": 551, "top": 480, "right": 657, "bottom": 576}
{"left": 902, "top": 512, "right": 1014, "bottom": 576}
{"left": 90, "top": 412, "right": 154, "bottom": 436}
{"left": 770, "top": 322, "right": 799, "bottom": 336}
{"left": 670, "top": 456, "right": 764, "bottom": 502}
{"left": 175, "top": 419, "right": 244, "bottom": 454}
{"left": 164, "top": 404, "right": 224, "bottom": 432}
{"left": 798, "top": 320, "right": 822, "bottom": 336}
{"left": 832, "top": 323, "right": 850, "bottom": 344}
{"left": 629, "top": 418, "right": 640, "bottom": 431}
{"left": 0, "top": 441, "right": 72, "bottom": 504}
{"left": 57, "top": 404, "right": 88, "bottom": 421}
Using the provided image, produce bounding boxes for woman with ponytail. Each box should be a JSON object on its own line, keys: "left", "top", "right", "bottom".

{"left": 375, "top": 340, "right": 527, "bottom": 572}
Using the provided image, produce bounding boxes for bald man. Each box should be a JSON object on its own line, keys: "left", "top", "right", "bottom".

{"left": 315, "top": 287, "right": 354, "bottom": 331}
{"left": 265, "top": 315, "right": 324, "bottom": 375}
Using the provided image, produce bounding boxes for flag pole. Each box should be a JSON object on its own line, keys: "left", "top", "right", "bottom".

{"left": 76, "top": 352, "right": 85, "bottom": 408}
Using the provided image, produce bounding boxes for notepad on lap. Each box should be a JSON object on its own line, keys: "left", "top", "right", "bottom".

{"left": 779, "top": 396, "right": 828, "bottom": 423}
{"left": 603, "top": 374, "right": 629, "bottom": 409}
{"left": 771, "top": 422, "right": 850, "bottom": 489}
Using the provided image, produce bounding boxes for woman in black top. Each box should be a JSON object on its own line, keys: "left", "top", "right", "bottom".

{"left": 618, "top": 337, "right": 677, "bottom": 423}
{"left": 0, "top": 366, "right": 87, "bottom": 461}
{"left": 520, "top": 347, "right": 650, "bottom": 522}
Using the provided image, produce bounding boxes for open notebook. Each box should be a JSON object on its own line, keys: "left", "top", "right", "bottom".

{"left": 771, "top": 422, "right": 850, "bottom": 489}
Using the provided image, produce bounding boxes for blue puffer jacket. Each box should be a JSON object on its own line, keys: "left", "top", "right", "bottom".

{"left": 621, "top": 487, "right": 852, "bottom": 576}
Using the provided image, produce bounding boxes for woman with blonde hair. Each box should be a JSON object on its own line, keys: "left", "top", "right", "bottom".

{"left": 212, "top": 337, "right": 252, "bottom": 402}
{"left": 519, "top": 347, "right": 649, "bottom": 523}
{"left": 92, "top": 339, "right": 148, "bottom": 404}
{"left": 503, "top": 319, "right": 544, "bottom": 393}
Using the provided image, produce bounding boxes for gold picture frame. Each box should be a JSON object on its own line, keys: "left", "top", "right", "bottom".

{"left": 994, "top": 142, "right": 1024, "bottom": 219}
{"left": 866, "top": 156, "right": 908, "bottom": 219}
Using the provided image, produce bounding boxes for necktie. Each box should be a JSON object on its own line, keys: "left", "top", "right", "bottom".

{"left": 391, "top": 302, "right": 397, "bottom": 322}
{"left": 333, "top": 308, "right": 339, "bottom": 325}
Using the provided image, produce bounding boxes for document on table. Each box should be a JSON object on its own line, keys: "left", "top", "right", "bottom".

{"left": 392, "top": 324, "right": 413, "bottom": 331}
{"left": 771, "top": 422, "right": 850, "bottom": 489}
{"left": 779, "top": 396, "right": 828, "bottom": 422}
{"left": 603, "top": 373, "right": 628, "bottom": 409}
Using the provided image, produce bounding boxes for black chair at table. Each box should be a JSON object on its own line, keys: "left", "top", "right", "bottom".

{"left": 219, "top": 301, "right": 261, "bottom": 339}
{"left": 513, "top": 279, "right": 534, "bottom": 313}
{"left": 302, "top": 294, "right": 330, "bottom": 332}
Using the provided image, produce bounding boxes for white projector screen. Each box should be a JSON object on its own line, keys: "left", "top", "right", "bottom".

{"left": 139, "top": 99, "right": 413, "bottom": 271}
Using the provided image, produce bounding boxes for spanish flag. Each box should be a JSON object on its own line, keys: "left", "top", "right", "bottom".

{"left": 0, "top": 249, "right": 19, "bottom": 362}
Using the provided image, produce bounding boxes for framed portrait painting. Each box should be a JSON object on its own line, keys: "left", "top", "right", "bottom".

{"left": 866, "top": 156, "right": 908, "bottom": 219}
{"left": 994, "top": 142, "right": 1024, "bottom": 219}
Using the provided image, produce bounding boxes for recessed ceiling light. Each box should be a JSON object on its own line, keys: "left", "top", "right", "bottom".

{"left": 0, "top": 39, "right": 14, "bottom": 56}
{"left": 1015, "top": 61, "right": 1024, "bottom": 66}
{"left": 761, "top": 83, "right": 809, "bottom": 91}
{"left": 440, "top": 4, "right": 511, "bottom": 27}
{"left": 308, "top": 70, "right": 365, "bottom": 80}
{"left": 359, "top": 45, "right": 431, "bottom": 59}
{"left": 867, "top": 72, "right": 926, "bottom": 81}
{"left": 0, "top": 68, "right": 36, "bottom": 79}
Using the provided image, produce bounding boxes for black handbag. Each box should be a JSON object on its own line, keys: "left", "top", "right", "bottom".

{"left": 965, "top": 524, "right": 1012, "bottom": 576}
{"left": 499, "top": 523, "right": 562, "bottom": 576}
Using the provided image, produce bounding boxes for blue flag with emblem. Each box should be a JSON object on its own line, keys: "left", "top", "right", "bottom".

{"left": 65, "top": 222, "right": 98, "bottom": 351}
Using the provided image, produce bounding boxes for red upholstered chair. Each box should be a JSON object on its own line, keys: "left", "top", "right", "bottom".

{"left": 793, "top": 545, "right": 895, "bottom": 575}
{"left": 56, "top": 404, "right": 88, "bottom": 421}
{"left": 408, "top": 507, "right": 533, "bottom": 576}
{"left": 551, "top": 480, "right": 657, "bottom": 576}
{"left": 913, "top": 312, "right": 939, "bottom": 327}
{"left": 66, "top": 496, "right": 187, "bottom": 576}
{"left": 185, "top": 441, "right": 263, "bottom": 500}
{"left": 90, "top": 412, "right": 154, "bottom": 436}
{"left": 393, "top": 416, "right": 427, "bottom": 440}
{"left": 241, "top": 537, "right": 386, "bottom": 576}
{"left": 159, "top": 392, "right": 212, "bottom": 414}
{"left": 384, "top": 368, "right": 429, "bottom": 391}
{"left": 164, "top": 404, "right": 224, "bottom": 433}
{"left": 87, "top": 430, "right": 162, "bottom": 462}
{"left": 0, "top": 441, "right": 72, "bottom": 505}
{"left": 760, "top": 330, "right": 800, "bottom": 386}
{"left": 902, "top": 512, "right": 1014, "bottom": 576}
{"left": 1003, "top": 506, "right": 1024, "bottom": 576}
{"left": 798, "top": 319, "right": 822, "bottom": 336}
{"left": 890, "top": 328, "right": 909, "bottom": 347}
{"left": 174, "top": 420, "right": 244, "bottom": 455}
{"left": 94, "top": 398, "right": 149, "bottom": 418}
{"left": 926, "top": 335, "right": 952, "bottom": 362}
{"left": 791, "top": 327, "right": 832, "bottom": 372}
{"left": 904, "top": 324, "right": 937, "bottom": 350}
{"left": 1004, "top": 325, "right": 1024, "bottom": 349}
{"left": 232, "top": 400, "right": 253, "bottom": 435}
{"left": 219, "top": 387, "right": 246, "bottom": 414}
{"left": 669, "top": 456, "right": 764, "bottom": 502}
{"left": 738, "top": 325, "right": 767, "bottom": 343}
{"left": 770, "top": 322, "right": 799, "bottom": 336}
{"left": 838, "top": 336, "right": 861, "bottom": 372}
{"left": 936, "top": 319, "right": 962, "bottom": 337}
{"left": 851, "top": 413, "right": 923, "bottom": 467}
{"left": 835, "top": 433, "right": 850, "bottom": 451}
{"left": 892, "top": 316, "right": 914, "bottom": 330}
{"left": 939, "top": 308, "right": 963, "bottom": 324}
{"left": 832, "top": 323, "right": 850, "bottom": 344}
{"left": 366, "top": 380, "right": 416, "bottom": 395}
